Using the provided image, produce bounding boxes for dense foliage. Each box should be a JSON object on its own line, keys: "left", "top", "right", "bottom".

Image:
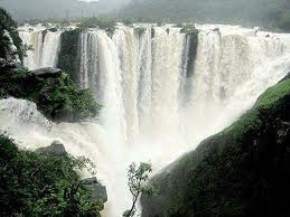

{"left": 0, "top": 135, "right": 103, "bottom": 217}
{"left": 0, "top": 67, "right": 100, "bottom": 122}
{"left": 141, "top": 76, "right": 290, "bottom": 217}
{"left": 0, "top": 7, "right": 25, "bottom": 64}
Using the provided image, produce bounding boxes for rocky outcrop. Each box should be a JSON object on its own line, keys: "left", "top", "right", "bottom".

{"left": 57, "top": 29, "right": 81, "bottom": 84}
{"left": 81, "top": 177, "right": 108, "bottom": 203}
{"left": 0, "top": 66, "right": 99, "bottom": 122}
{"left": 31, "top": 67, "right": 62, "bottom": 78}
{"left": 36, "top": 142, "right": 108, "bottom": 204}
{"left": 36, "top": 140, "right": 67, "bottom": 156}
{"left": 141, "top": 77, "right": 290, "bottom": 217}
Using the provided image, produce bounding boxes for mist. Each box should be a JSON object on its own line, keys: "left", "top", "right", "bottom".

{"left": 1, "top": 0, "right": 289, "bottom": 29}
{"left": 121, "top": 0, "right": 289, "bottom": 27}
{"left": 0, "top": 0, "right": 131, "bottom": 22}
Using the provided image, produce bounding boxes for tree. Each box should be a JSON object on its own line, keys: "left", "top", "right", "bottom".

{"left": 0, "top": 7, "right": 26, "bottom": 65}
{"left": 123, "top": 162, "right": 155, "bottom": 217}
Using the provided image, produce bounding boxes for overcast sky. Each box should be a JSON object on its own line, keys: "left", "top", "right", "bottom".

{"left": 78, "top": 0, "right": 99, "bottom": 2}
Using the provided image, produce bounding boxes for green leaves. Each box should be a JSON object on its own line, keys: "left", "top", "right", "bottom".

{"left": 0, "top": 7, "right": 26, "bottom": 64}
{"left": 0, "top": 135, "right": 103, "bottom": 217}
{"left": 125, "top": 162, "right": 155, "bottom": 217}
{"left": 0, "top": 67, "right": 100, "bottom": 122}
{"left": 41, "top": 74, "right": 99, "bottom": 121}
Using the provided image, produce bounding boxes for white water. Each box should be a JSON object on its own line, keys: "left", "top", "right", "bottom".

{"left": 5, "top": 24, "right": 290, "bottom": 216}
{"left": 18, "top": 26, "right": 62, "bottom": 70}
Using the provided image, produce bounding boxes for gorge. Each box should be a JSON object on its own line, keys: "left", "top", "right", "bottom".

{"left": 2, "top": 23, "right": 290, "bottom": 216}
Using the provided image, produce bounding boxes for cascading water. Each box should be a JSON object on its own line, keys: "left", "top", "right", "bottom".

{"left": 4, "top": 24, "right": 290, "bottom": 217}
{"left": 18, "top": 25, "right": 62, "bottom": 70}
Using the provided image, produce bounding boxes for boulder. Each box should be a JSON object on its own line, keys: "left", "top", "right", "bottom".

{"left": 36, "top": 140, "right": 67, "bottom": 156}
{"left": 81, "top": 177, "right": 108, "bottom": 203}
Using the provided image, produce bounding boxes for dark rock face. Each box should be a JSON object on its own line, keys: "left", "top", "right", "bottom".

{"left": 81, "top": 177, "right": 108, "bottom": 203}
{"left": 141, "top": 77, "right": 290, "bottom": 217}
{"left": 31, "top": 67, "right": 62, "bottom": 78}
{"left": 36, "top": 140, "right": 67, "bottom": 156}
{"left": 57, "top": 29, "right": 81, "bottom": 84}
{"left": 48, "top": 27, "right": 58, "bottom": 32}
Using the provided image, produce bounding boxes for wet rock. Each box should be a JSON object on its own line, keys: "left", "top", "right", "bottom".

{"left": 31, "top": 67, "right": 62, "bottom": 78}
{"left": 48, "top": 27, "right": 58, "bottom": 32}
{"left": 36, "top": 140, "right": 67, "bottom": 156}
{"left": 81, "top": 177, "right": 108, "bottom": 203}
{"left": 141, "top": 76, "right": 290, "bottom": 217}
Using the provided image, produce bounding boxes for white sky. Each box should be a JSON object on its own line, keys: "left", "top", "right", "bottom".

{"left": 78, "top": 0, "right": 100, "bottom": 2}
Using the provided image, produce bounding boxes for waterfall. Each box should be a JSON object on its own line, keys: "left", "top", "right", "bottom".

{"left": 12, "top": 24, "right": 290, "bottom": 217}
{"left": 19, "top": 26, "right": 62, "bottom": 70}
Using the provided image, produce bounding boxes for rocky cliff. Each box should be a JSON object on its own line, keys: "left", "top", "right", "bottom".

{"left": 141, "top": 75, "right": 290, "bottom": 217}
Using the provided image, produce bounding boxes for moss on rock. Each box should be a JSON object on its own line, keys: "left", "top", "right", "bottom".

{"left": 141, "top": 76, "right": 290, "bottom": 217}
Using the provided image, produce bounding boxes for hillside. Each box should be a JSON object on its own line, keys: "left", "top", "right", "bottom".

{"left": 141, "top": 76, "right": 290, "bottom": 217}
{"left": 121, "top": 0, "right": 290, "bottom": 30}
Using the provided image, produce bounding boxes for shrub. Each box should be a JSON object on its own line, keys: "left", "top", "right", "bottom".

{"left": 0, "top": 135, "right": 103, "bottom": 217}
{"left": 0, "top": 7, "right": 26, "bottom": 64}
{"left": 0, "top": 68, "right": 100, "bottom": 122}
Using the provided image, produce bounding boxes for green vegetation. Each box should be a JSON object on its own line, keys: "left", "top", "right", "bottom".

{"left": 255, "top": 78, "right": 290, "bottom": 110}
{"left": 0, "top": 7, "right": 26, "bottom": 64}
{"left": 0, "top": 135, "right": 104, "bottom": 217}
{"left": 123, "top": 162, "right": 154, "bottom": 217}
{"left": 77, "top": 17, "right": 116, "bottom": 36}
{"left": 121, "top": 0, "right": 290, "bottom": 32}
{"left": 141, "top": 76, "right": 290, "bottom": 217}
{"left": 0, "top": 7, "right": 99, "bottom": 122}
{"left": 21, "top": 18, "right": 71, "bottom": 28}
{"left": 0, "top": 67, "right": 100, "bottom": 122}
{"left": 0, "top": 8, "right": 99, "bottom": 121}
